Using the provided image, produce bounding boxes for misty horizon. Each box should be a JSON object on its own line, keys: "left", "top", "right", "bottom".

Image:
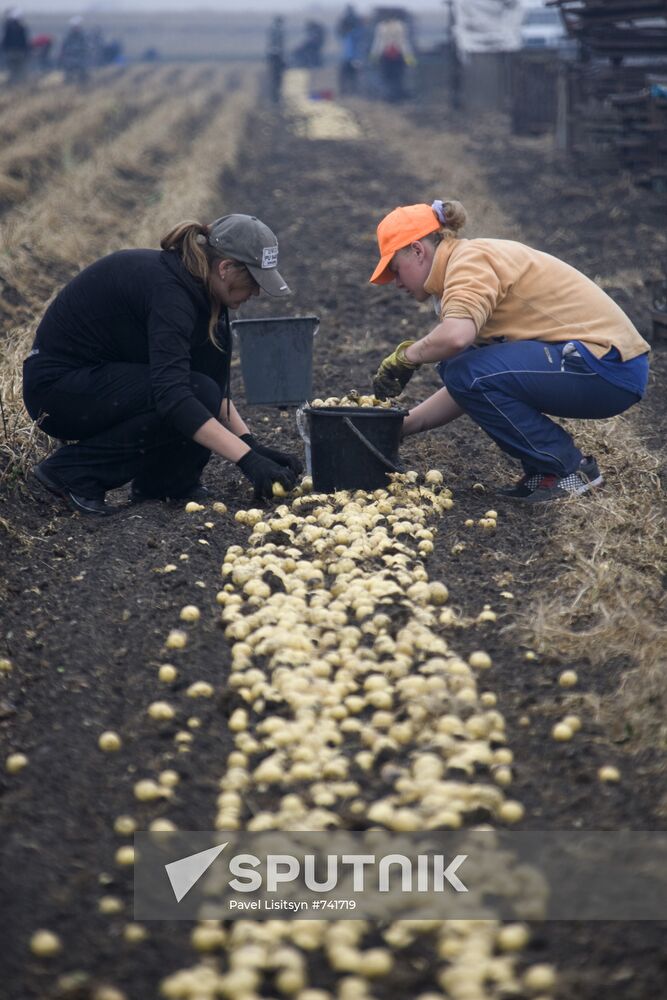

{"left": 10, "top": 0, "right": 447, "bottom": 10}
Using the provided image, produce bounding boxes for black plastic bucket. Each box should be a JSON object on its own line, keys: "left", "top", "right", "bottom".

{"left": 305, "top": 405, "right": 407, "bottom": 492}
{"left": 232, "top": 315, "right": 319, "bottom": 405}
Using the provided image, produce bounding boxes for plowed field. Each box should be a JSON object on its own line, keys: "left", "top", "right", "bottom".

{"left": 1, "top": 65, "right": 665, "bottom": 1000}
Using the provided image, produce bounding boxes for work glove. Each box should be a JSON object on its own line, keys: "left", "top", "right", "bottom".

{"left": 240, "top": 433, "right": 303, "bottom": 477}
{"left": 237, "top": 449, "right": 297, "bottom": 501}
{"left": 372, "top": 340, "right": 420, "bottom": 400}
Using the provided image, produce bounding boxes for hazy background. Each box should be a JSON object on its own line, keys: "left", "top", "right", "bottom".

{"left": 8, "top": 2, "right": 549, "bottom": 62}
{"left": 9, "top": 3, "right": 454, "bottom": 61}
{"left": 11, "top": 0, "right": 445, "bottom": 10}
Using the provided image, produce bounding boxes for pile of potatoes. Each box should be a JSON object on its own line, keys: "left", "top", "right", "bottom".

{"left": 309, "top": 391, "right": 398, "bottom": 410}
{"left": 214, "top": 473, "right": 527, "bottom": 841}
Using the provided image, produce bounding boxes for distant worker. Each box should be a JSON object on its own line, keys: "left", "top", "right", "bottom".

{"left": 101, "top": 38, "right": 124, "bottom": 66}
{"left": 336, "top": 4, "right": 366, "bottom": 96}
{"left": 370, "top": 200, "right": 651, "bottom": 502}
{"left": 1, "top": 7, "right": 30, "bottom": 85}
{"left": 266, "top": 15, "right": 286, "bottom": 104}
{"left": 59, "top": 15, "right": 89, "bottom": 84}
{"left": 337, "top": 3, "right": 360, "bottom": 39}
{"left": 31, "top": 32, "right": 54, "bottom": 73}
{"left": 369, "top": 16, "right": 415, "bottom": 103}
{"left": 293, "top": 19, "right": 326, "bottom": 69}
{"left": 23, "top": 214, "right": 302, "bottom": 516}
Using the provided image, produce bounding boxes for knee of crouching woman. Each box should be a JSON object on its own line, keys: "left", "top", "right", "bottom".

{"left": 190, "top": 373, "right": 224, "bottom": 415}
{"left": 441, "top": 350, "right": 475, "bottom": 399}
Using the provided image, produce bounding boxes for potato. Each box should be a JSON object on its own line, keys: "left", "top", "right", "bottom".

{"left": 98, "top": 731, "right": 122, "bottom": 752}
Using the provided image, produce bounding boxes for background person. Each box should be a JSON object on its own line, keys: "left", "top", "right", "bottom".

{"left": 370, "top": 200, "right": 651, "bottom": 503}
{"left": 59, "top": 15, "right": 89, "bottom": 84}
{"left": 1, "top": 7, "right": 30, "bottom": 85}
{"left": 23, "top": 214, "right": 302, "bottom": 516}
{"left": 292, "top": 19, "right": 326, "bottom": 69}
{"left": 31, "top": 32, "right": 54, "bottom": 72}
{"left": 369, "top": 15, "right": 415, "bottom": 103}
{"left": 266, "top": 15, "right": 286, "bottom": 104}
{"left": 336, "top": 4, "right": 367, "bottom": 96}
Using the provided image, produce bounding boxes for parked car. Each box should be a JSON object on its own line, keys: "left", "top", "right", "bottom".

{"left": 521, "top": 5, "right": 567, "bottom": 49}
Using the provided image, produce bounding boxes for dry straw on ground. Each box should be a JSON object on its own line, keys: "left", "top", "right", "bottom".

{"left": 523, "top": 417, "right": 666, "bottom": 748}
{"left": 0, "top": 65, "right": 167, "bottom": 211}
{"left": 0, "top": 64, "right": 257, "bottom": 484}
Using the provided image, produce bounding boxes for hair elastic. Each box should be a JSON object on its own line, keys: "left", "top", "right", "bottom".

{"left": 431, "top": 199, "right": 447, "bottom": 225}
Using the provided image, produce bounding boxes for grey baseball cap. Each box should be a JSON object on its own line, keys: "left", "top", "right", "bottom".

{"left": 207, "top": 214, "right": 290, "bottom": 297}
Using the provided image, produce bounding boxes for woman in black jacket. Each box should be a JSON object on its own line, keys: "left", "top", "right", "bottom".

{"left": 23, "top": 214, "right": 302, "bottom": 515}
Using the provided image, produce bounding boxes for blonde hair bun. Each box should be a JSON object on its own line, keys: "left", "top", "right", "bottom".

{"left": 440, "top": 200, "right": 467, "bottom": 234}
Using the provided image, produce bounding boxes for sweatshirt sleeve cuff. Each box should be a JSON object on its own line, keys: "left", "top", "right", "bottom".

{"left": 441, "top": 304, "right": 485, "bottom": 333}
{"left": 166, "top": 397, "right": 216, "bottom": 438}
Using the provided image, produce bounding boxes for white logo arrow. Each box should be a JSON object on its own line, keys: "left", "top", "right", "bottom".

{"left": 444, "top": 854, "right": 468, "bottom": 893}
{"left": 165, "top": 842, "right": 228, "bottom": 902}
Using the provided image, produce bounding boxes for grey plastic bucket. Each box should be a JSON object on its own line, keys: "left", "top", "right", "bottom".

{"left": 232, "top": 315, "right": 319, "bottom": 405}
{"left": 303, "top": 405, "right": 407, "bottom": 492}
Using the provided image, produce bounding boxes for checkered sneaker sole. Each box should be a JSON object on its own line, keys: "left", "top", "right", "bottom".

{"left": 523, "top": 474, "right": 541, "bottom": 490}
{"left": 556, "top": 468, "right": 603, "bottom": 495}
{"left": 496, "top": 472, "right": 543, "bottom": 497}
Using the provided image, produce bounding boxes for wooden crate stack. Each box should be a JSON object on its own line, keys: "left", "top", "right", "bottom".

{"left": 550, "top": 1, "right": 667, "bottom": 186}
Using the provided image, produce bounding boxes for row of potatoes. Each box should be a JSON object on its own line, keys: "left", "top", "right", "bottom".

{"left": 309, "top": 390, "right": 397, "bottom": 409}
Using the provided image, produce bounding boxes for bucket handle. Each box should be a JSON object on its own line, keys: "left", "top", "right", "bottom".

{"left": 343, "top": 416, "right": 402, "bottom": 473}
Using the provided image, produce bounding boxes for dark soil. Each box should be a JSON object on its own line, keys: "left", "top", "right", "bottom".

{"left": 1, "top": 92, "right": 665, "bottom": 999}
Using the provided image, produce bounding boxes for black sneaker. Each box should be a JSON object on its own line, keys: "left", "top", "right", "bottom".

{"left": 511, "top": 456, "right": 603, "bottom": 504}
{"left": 32, "top": 461, "right": 112, "bottom": 516}
{"left": 496, "top": 472, "right": 542, "bottom": 498}
{"left": 129, "top": 482, "right": 210, "bottom": 505}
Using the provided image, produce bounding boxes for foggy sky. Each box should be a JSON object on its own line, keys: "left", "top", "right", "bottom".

{"left": 14, "top": 0, "right": 447, "bottom": 10}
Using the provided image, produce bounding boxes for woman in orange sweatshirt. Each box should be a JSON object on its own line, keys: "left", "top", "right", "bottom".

{"left": 370, "top": 200, "right": 650, "bottom": 502}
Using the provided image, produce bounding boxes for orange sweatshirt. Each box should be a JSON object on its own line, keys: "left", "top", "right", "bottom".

{"left": 423, "top": 238, "right": 650, "bottom": 361}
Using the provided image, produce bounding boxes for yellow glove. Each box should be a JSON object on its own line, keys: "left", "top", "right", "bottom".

{"left": 372, "top": 340, "right": 420, "bottom": 400}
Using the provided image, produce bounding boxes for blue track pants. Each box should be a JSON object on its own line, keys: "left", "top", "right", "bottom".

{"left": 439, "top": 341, "right": 641, "bottom": 476}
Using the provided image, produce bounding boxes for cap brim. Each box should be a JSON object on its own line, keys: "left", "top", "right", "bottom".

{"left": 247, "top": 264, "right": 291, "bottom": 297}
{"left": 369, "top": 254, "right": 395, "bottom": 285}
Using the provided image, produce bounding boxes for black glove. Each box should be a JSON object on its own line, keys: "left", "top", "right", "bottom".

{"left": 240, "top": 433, "right": 303, "bottom": 477}
{"left": 237, "top": 449, "right": 297, "bottom": 501}
{"left": 372, "top": 340, "right": 420, "bottom": 400}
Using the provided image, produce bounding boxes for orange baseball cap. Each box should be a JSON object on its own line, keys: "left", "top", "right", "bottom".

{"left": 369, "top": 203, "right": 441, "bottom": 285}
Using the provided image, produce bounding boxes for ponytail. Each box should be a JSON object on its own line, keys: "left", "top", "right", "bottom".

{"left": 160, "top": 220, "right": 223, "bottom": 346}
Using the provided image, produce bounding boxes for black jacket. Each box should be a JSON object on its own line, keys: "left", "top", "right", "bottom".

{"left": 2, "top": 19, "right": 29, "bottom": 53}
{"left": 30, "top": 249, "right": 231, "bottom": 438}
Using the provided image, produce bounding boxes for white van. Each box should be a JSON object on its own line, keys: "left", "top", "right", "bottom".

{"left": 521, "top": 5, "right": 567, "bottom": 48}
